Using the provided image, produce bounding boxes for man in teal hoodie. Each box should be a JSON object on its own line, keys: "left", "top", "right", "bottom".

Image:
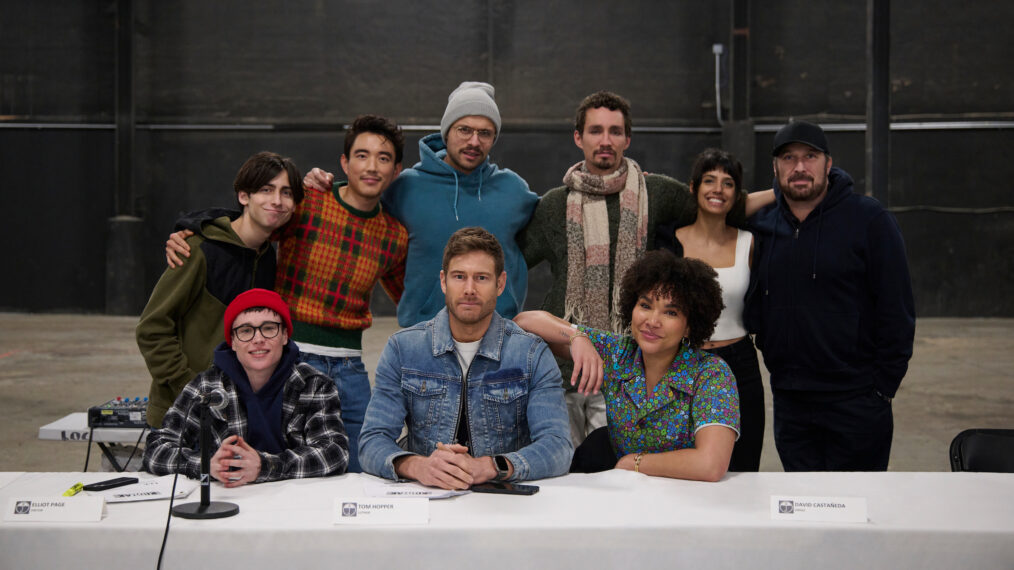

{"left": 306, "top": 82, "right": 538, "bottom": 327}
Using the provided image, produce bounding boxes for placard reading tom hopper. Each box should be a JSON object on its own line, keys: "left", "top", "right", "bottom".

{"left": 333, "top": 496, "right": 428, "bottom": 525}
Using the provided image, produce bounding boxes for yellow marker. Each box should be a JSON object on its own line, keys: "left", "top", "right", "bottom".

{"left": 63, "top": 482, "right": 83, "bottom": 497}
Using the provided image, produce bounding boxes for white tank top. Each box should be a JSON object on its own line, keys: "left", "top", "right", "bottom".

{"left": 710, "top": 229, "right": 752, "bottom": 341}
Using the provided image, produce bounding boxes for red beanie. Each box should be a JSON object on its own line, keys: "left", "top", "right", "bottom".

{"left": 223, "top": 288, "right": 293, "bottom": 346}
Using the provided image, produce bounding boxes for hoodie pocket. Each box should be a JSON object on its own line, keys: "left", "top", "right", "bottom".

{"left": 765, "top": 307, "right": 859, "bottom": 375}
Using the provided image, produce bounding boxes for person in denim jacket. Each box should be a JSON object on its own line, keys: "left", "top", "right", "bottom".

{"left": 359, "top": 227, "right": 573, "bottom": 489}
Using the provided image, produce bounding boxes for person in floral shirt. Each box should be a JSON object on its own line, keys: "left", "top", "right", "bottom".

{"left": 514, "top": 251, "right": 740, "bottom": 482}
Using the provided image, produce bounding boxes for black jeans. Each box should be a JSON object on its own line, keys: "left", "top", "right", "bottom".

{"left": 773, "top": 387, "right": 893, "bottom": 471}
{"left": 705, "top": 336, "right": 765, "bottom": 472}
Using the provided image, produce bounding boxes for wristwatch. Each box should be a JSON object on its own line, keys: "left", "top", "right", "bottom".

{"left": 492, "top": 455, "right": 511, "bottom": 481}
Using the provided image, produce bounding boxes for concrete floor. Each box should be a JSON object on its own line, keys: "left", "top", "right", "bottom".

{"left": 1, "top": 313, "right": 1011, "bottom": 473}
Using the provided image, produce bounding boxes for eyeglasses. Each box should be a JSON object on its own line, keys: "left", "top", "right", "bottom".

{"left": 452, "top": 125, "right": 495, "bottom": 143}
{"left": 232, "top": 321, "right": 282, "bottom": 342}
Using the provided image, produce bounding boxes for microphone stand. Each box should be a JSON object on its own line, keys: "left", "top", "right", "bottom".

{"left": 172, "top": 401, "right": 239, "bottom": 519}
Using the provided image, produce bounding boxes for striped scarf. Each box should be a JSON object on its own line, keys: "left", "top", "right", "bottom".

{"left": 562, "top": 157, "right": 648, "bottom": 332}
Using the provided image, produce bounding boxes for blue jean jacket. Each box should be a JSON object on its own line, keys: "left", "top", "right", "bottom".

{"left": 359, "top": 309, "right": 573, "bottom": 481}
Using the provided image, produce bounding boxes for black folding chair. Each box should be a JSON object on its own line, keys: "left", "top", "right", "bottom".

{"left": 949, "top": 429, "right": 1014, "bottom": 472}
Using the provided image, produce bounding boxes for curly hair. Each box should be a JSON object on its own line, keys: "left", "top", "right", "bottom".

{"left": 574, "top": 90, "right": 631, "bottom": 137}
{"left": 618, "top": 250, "right": 724, "bottom": 349}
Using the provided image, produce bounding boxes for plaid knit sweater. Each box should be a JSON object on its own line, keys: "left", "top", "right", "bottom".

{"left": 275, "top": 182, "right": 408, "bottom": 350}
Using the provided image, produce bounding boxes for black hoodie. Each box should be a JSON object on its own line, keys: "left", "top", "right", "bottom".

{"left": 745, "top": 167, "right": 915, "bottom": 397}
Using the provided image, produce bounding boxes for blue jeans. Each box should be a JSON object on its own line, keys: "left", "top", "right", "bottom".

{"left": 300, "top": 353, "right": 371, "bottom": 473}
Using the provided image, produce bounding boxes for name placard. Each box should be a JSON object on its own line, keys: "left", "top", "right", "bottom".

{"left": 333, "top": 496, "right": 428, "bottom": 525}
{"left": 4, "top": 496, "right": 105, "bottom": 523}
{"left": 770, "top": 495, "right": 868, "bottom": 523}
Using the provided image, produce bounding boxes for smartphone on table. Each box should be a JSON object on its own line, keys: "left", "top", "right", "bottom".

{"left": 470, "top": 481, "right": 539, "bottom": 495}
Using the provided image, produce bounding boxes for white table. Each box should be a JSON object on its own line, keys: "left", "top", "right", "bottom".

{"left": 1, "top": 471, "right": 1011, "bottom": 569}
{"left": 38, "top": 413, "right": 147, "bottom": 471}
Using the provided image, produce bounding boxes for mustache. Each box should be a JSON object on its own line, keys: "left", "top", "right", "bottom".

{"left": 789, "top": 173, "right": 813, "bottom": 182}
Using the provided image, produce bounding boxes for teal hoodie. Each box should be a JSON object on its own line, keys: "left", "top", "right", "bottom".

{"left": 382, "top": 133, "right": 538, "bottom": 327}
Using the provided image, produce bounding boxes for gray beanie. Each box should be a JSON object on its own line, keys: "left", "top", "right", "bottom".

{"left": 440, "top": 81, "right": 502, "bottom": 143}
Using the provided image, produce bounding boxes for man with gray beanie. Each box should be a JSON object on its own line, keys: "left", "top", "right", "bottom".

{"left": 306, "top": 81, "right": 537, "bottom": 327}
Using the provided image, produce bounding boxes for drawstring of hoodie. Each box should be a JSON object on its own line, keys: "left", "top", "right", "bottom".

{"left": 764, "top": 212, "right": 780, "bottom": 296}
{"left": 449, "top": 163, "right": 484, "bottom": 222}
{"left": 764, "top": 192, "right": 825, "bottom": 295}
{"left": 451, "top": 169, "right": 460, "bottom": 221}
{"left": 812, "top": 202, "right": 824, "bottom": 280}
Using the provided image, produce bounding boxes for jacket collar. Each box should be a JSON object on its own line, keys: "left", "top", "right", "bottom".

{"left": 430, "top": 307, "right": 505, "bottom": 363}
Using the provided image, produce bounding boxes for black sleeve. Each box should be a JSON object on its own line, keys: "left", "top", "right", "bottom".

{"left": 652, "top": 220, "right": 684, "bottom": 257}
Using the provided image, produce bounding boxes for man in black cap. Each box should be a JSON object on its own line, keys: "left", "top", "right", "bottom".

{"left": 745, "top": 121, "right": 915, "bottom": 471}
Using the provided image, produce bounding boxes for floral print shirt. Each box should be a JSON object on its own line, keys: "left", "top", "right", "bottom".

{"left": 579, "top": 326, "right": 740, "bottom": 458}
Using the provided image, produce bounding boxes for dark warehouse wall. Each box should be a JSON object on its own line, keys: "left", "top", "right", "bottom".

{"left": 2, "top": 1, "right": 1012, "bottom": 316}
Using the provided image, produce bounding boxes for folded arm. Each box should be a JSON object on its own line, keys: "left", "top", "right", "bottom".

{"left": 513, "top": 310, "right": 603, "bottom": 395}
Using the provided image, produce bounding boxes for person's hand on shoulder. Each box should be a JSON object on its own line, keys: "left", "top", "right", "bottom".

{"left": 303, "top": 168, "right": 334, "bottom": 192}
{"left": 165, "top": 230, "right": 195, "bottom": 268}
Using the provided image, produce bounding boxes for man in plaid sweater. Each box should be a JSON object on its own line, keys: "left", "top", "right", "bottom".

{"left": 166, "top": 116, "right": 409, "bottom": 472}
{"left": 144, "top": 289, "right": 349, "bottom": 485}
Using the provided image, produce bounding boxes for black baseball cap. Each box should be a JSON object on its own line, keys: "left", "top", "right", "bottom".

{"left": 772, "top": 121, "right": 830, "bottom": 155}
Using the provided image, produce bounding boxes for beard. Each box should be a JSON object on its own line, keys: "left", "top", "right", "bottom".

{"left": 780, "top": 172, "right": 829, "bottom": 202}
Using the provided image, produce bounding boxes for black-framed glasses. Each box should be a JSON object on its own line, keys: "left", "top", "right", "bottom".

{"left": 232, "top": 321, "right": 282, "bottom": 342}
{"left": 452, "top": 125, "right": 495, "bottom": 143}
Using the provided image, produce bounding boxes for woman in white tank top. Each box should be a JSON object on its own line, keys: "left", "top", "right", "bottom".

{"left": 654, "top": 148, "right": 765, "bottom": 472}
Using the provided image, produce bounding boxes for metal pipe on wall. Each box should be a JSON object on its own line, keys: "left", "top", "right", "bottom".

{"left": 106, "top": 0, "right": 145, "bottom": 316}
{"left": 866, "top": 0, "right": 891, "bottom": 204}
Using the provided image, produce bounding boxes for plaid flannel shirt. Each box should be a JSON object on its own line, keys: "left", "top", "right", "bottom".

{"left": 143, "top": 361, "right": 349, "bottom": 482}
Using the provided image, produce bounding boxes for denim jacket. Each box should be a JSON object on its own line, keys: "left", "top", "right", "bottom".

{"left": 359, "top": 308, "right": 573, "bottom": 481}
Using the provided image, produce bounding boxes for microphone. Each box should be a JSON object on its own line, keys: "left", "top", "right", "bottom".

{"left": 171, "top": 388, "right": 239, "bottom": 520}
{"left": 198, "top": 389, "right": 228, "bottom": 411}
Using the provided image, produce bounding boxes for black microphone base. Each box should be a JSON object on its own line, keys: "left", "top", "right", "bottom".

{"left": 172, "top": 500, "right": 239, "bottom": 519}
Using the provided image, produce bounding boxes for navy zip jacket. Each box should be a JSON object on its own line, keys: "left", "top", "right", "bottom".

{"left": 744, "top": 167, "right": 915, "bottom": 398}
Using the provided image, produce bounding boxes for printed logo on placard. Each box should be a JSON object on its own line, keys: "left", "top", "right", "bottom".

{"left": 14, "top": 501, "right": 31, "bottom": 515}
{"left": 342, "top": 502, "right": 358, "bottom": 517}
{"left": 778, "top": 500, "right": 794, "bottom": 514}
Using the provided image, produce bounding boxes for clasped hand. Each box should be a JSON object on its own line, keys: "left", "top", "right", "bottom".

{"left": 402, "top": 442, "right": 496, "bottom": 490}
{"left": 210, "top": 435, "right": 262, "bottom": 488}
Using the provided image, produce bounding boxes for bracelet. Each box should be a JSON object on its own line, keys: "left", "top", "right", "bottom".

{"left": 634, "top": 453, "right": 643, "bottom": 473}
{"left": 569, "top": 332, "right": 589, "bottom": 345}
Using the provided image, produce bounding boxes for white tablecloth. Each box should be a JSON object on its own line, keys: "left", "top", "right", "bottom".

{"left": 1, "top": 470, "right": 1011, "bottom": 569}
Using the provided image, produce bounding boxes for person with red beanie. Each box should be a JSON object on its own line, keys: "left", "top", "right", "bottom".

{"left": 143, "top": 289, "right": 349, "bottom": 486}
